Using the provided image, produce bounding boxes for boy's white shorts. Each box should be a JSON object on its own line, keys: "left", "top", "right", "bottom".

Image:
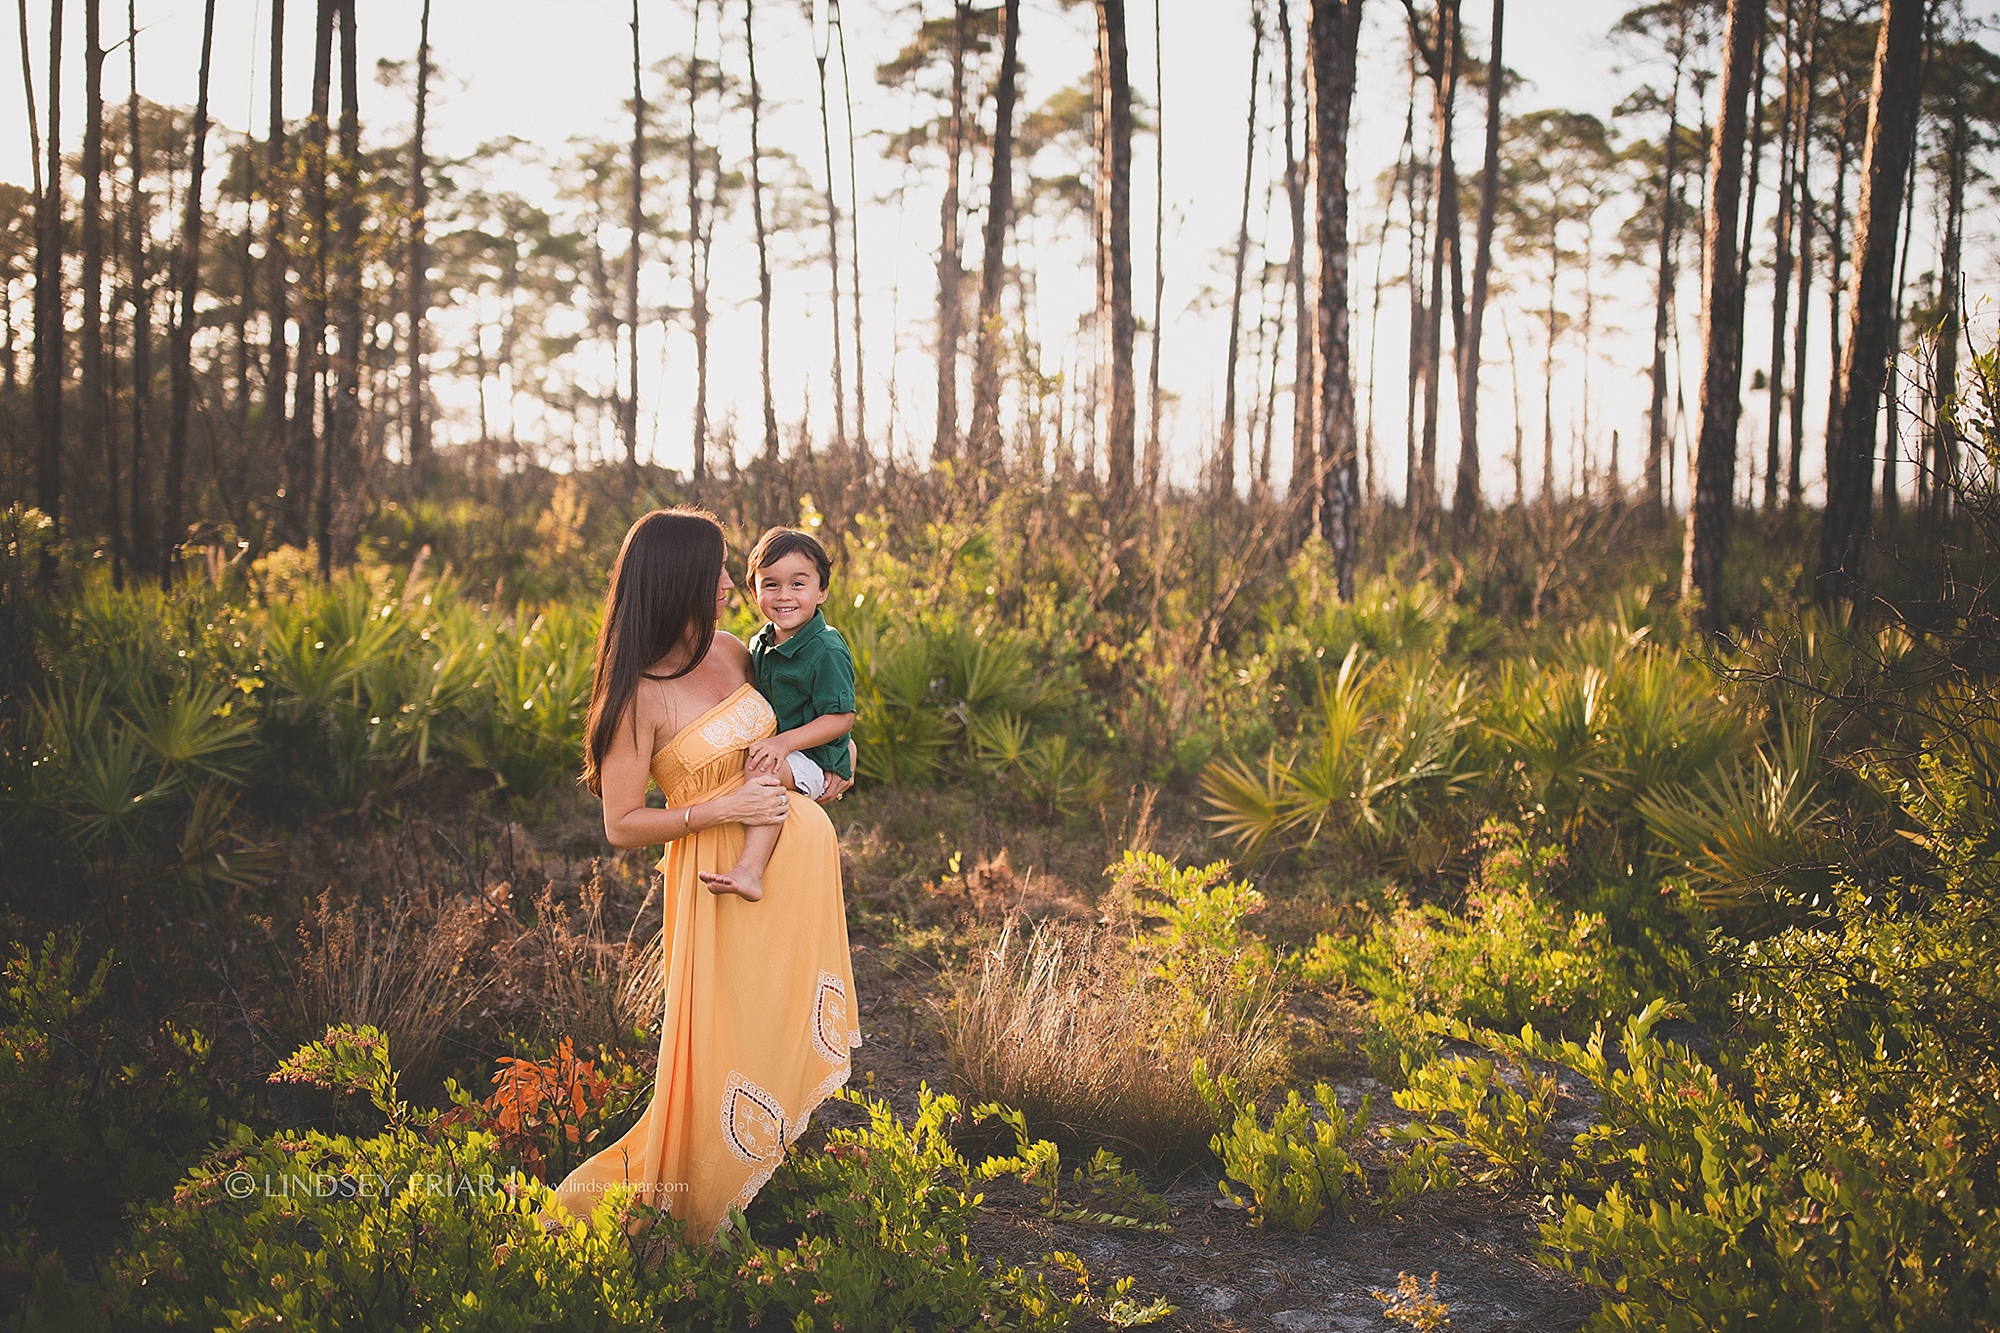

{"left": 786, "top": 751, "right": 829, "bottom": 800}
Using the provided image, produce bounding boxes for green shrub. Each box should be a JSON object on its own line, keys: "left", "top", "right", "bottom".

{"left": 1385, "top": 1045, "right": 1556, "bottom": 1193}
{"left": 972, "top": 1103, "right": 1171, "bottom": 1230}
{"left": 1306, "top": 833, "right": 1654, "bottom": 1039}
{"left": 0, "top": 932, "right": 216, "bottom": 1247}
{"left": 1193, "top": 1061, "right": 1370, "bottom": 1231}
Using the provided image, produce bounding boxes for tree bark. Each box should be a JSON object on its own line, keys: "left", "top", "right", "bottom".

{"left": 404, "top": 0, "right": 430, "bottom": 494}
{"left": 1924, "top": 103, "right": 1964, "bottom": 515}
{"left": 30, "top": 0, "right": 61, "bottom": 561}
{"left": 1310, "top": 0, "right": 1363, "bottom": 595}
{"left": 1681, "top": 0, "right": 1761, "bottom": 633}
{"left": 745, "top": 0, "right": 778, "bottom": 473}
{"left": 968, "top": 0, "right": 1020, "bottom": 468}
{"left": 836, "top": 5, "right": 867, "bottom": 462}
{"left": 1278, "top": 0, "right": 1315, "bottom": 541}
{"left": 1453, "top": 0, "right": 1502, "bottom": 528}
{"left": 1764, "top": 0, "right": 1797, "bottom": 514}
{"left": 1096, "top": 0, "right": 1136, "bottom": 503}
{"left": 83, "top": 0, "right": 115, "bottom": 582}
{"left": 1142, "top": 0, "right": 1166, "bottom": 500}
{"left": 1364, "top": 100, "right": 1413, "bottom": 506}
{"left": 1789, "top": 0, "right": 1819, "bottom": 509}
{"left": 1219, "top": 2, "right": 1265, "bottom": 498}
{"left": 125, "top": 0, "right": 151, "bottom": 577}
{"left": 814, "top": 5, "right": 846, "bottom": 452}
{"left": 935, "top": 2, "right": 970, "bottom": 465}
{"left": 624, "top": 0, "right": 645, "bottom": 491}
{"left": 687, "top": 0, "right": 710, "bottom": 490}
{"left": 1821, "top": 102, "right": 1852, "bottom": 459}
{"left": 1818, "top": 0, "right": 1926, "bottom": 602}
{"left": 282, "top": 0, "right": 332, "bottom": 551}
{"left": 1406, "top": 0, "right": 1462, "bottom": 526}
{"left": 319, "top": 0, "right": 360, "bottom": 576}
{"left": 1644, "top": 13, "right": 1686, "bottom": 516}
{"left": 164, "top": 0, "right": 217, "bottom": 585}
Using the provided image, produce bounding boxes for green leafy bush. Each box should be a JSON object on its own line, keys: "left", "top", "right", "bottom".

{"left": 0, "top": 933, "right": 216, "bottom": 1248}
{"left": 1385, "top": 1043, "right": 1556, "bottom": 1193}
{"left": 1193, "top": 1061, "right": 1370, "bottom": 1231}
{"left": 973, "top": 1103, "right": 1171, "bottom": 1230}
{"left": 1305, "top": 832, "right": 1654, "bottom": 1040}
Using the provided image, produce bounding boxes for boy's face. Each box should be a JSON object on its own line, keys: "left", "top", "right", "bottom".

{"left": 753, "top": 551, "right": 829, "bottom": 635}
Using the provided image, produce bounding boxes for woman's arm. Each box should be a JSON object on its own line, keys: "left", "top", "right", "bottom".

{"left": 597, "top": 693, "right": 789, "bottom": 848}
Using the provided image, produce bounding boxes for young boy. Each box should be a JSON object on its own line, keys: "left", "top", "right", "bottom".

{"left": 698, "top": 528, "right": 856, "bottom": 902}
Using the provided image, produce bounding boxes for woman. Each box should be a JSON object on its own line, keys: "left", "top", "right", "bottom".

{"left": 550, "top": 507, "right": 861, "bottom": 1242}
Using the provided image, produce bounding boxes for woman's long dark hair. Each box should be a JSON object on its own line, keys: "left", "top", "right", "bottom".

{"left": 584, "top": 507, "right": 726, "bottom": 794}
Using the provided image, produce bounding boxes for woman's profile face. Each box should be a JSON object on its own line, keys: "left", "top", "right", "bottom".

{"left": 716, "top": 564, "right": 734, "bottom": 620}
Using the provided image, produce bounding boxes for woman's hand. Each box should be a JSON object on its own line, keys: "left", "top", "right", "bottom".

{"left": 815, "top": 771, "right": 852, "bottom": 805}
{"left": 711, "top": 774, "right": 791, "bottom": 827}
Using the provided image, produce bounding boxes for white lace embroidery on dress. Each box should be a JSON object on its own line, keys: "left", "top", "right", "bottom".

{"left": 696, "top": 690, "right": 774, "bottom": 754}
{"left": 720, "top": 1071, "right": 786, "bottom": 1166}
{"left": 809, "top": 972, "right": 850, "bottom": 1065}
{"left": 711, "top": 1059, "right": 857, "bottom": 1238}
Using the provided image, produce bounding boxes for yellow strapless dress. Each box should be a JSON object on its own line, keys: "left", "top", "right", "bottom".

{"left": 550, "top": 683, "right": 861, "bottom": 1241}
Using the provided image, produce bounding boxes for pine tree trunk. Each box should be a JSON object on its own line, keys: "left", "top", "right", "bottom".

{"left": 1278, "top": 0, "right": 1315, "bottom": 541}
{"left": 1364, "top": 102, "right": 1412, "bottom": 506}
{"left": 1409, "top": 0, "right": 1462, "bottom": 525}
{"left": 814, "top": 11, "right": 846, "bottom": 452}
{"left": 126, "top": 0, "right": 152, "bottom": 577}
{"left": 745, "top": 0, "right": 778, "bottom": 474}
{"left": 1822, "top": 108, "right": 1851, "bottom": 451}
{"left": 935, "top": 2, "right": 970, "bottom": 465}
{"left": 1789, "top": 0, "right": 1819, "bottom": 510}
{"left": 405, "top": 0, "right": 430, "bottom": 494}
{"left": 1644, "top": 19, "right": 1685, "bottom": 516}
{"left": 1219, "top": 2, "right": 1265, "bottom": 498}
{"left": 1883, "top": 85, "right": 1920, "bottom": 522}
{"left": 1310, "top": 0, "right": 1363, "bottom": 595}
{"left": 1096, "top": 0, "right": 1136, "bottom": 503}
{"left": 30, "top": 0, "right": 62, "bottom": 561}
{"left": 1818, "top": 0, "right": 1925, "bottom": 601}
{"left": 283, "top": 0, "right": 332, "bottom": 551}
{"left": 1453, "top": 0, "right": 1501, "bottom": 528}
{"left": 1142, "top": 0, "right": 1165, "bottom": 501}
{"left": 1924, "top": 106, "right": 1963, "bottom": 517}
{"left": 624, "top": 0, "right": 645, "bottom": 491}
{"left": 968, "top": 0, "right": 1021, "bottom": 468}
{"left": 837, "top": 5, "right": 867, "bottom": 463}
{"left": 1681, "top": 0, "right": 1760, "bottom": 633}
{"left": 687, "top": 0, "right": 710, "bottom": 490}
{"left": 1764, "top": 0, "right": 1797, "bottom": 515}
{"left": 320, "top": 0, "right": 361, "bottom": 575}
{"left": 164, "top": 0, "right": 217, "bottom": 585}
{"left": 83, "top": 0, "right": 116, "bottom": 583}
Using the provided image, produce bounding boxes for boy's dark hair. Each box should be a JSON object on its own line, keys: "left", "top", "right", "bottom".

{"left": 745, "top": 527, "right": 833, "bottom": 589}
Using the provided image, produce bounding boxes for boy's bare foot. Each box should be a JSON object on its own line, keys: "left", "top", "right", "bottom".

{"left": 698, "top": 866, "right": 765, "bottom": 902}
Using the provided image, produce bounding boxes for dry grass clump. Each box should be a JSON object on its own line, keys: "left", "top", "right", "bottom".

{"left": 293, "top": 884, "right": 505, "bottom": 1089}
{"left": 941, "top": 914, "right": 1286, "bottom": 1168}
{"left": 292, "top": 831, "right": 665, "bottom": 1091}
{"left": 489, "top": 873, "right": 663, "bottom": 1054}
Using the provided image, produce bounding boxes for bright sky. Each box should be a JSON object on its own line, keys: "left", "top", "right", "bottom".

{"left": 3, "top": 0, "right": 1994, "bottom": 507}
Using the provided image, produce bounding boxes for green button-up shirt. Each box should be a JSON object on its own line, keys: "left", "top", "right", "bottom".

{"left": 748, "top": 609, "right": 856, "bottom": 779}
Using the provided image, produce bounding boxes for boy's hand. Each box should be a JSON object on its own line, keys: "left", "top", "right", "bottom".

{"left": 745, "top": 738, "right": 792, "bottom": 774}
